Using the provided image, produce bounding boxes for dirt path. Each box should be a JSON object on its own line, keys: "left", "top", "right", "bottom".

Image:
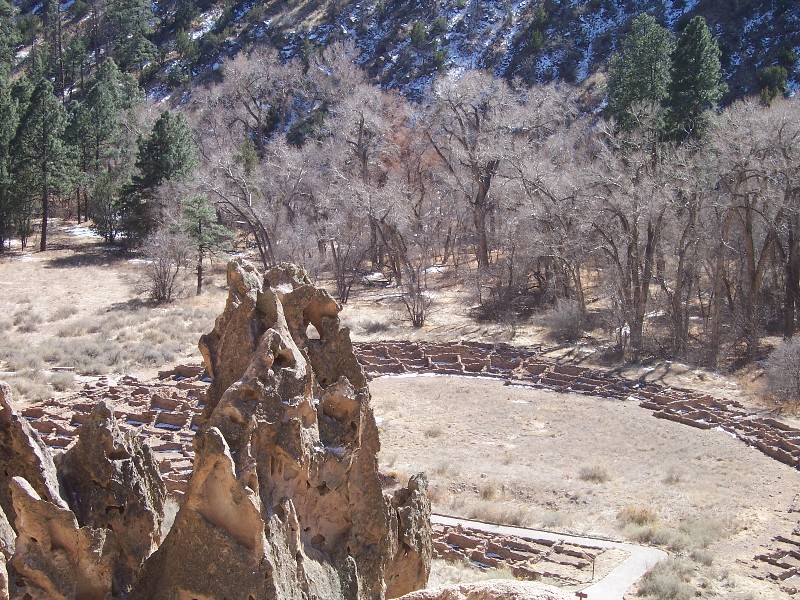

{"left": 432, "top": 514, "right": 667, "bottom": 600}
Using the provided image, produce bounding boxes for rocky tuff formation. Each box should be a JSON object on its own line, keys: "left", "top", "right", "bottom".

{"left": 9, "top": 477, "right": 118, "bottom": 600}
{"left": 0, "top": 505, "right": 12, "bottom": 600}
{"left": 0, "top": 383, "right": 65, "bottom": 531}
{"left": 56, "top": 402, "right": 167, "bottom": 593}
{"left": 132, "top": 259, "right": 431, "bottom": 599}
{"left": 0, "top": 385, "right": 167, "bottom": 600}
{"left": 397, "top": 580, "right": 574, "bottom": 600}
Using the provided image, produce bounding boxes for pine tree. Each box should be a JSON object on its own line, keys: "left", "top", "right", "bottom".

{"left": 134, "top": 110, "right": 196, "bottom": 189}
{"left": 181, "top": 195, "right": 231, "bottom": 295}
{"left": 605, "top": 14, "right": 674, "bottom": 131}
{"left": 109, "top": 0, "right": 157, "bottom": 72}
{"left": 0, "top": 74, "right": 19, "bottom": 251}
{"left": 0, "top": 0, "right": 19, "bottom": 77}
{"left": 665, "top": 16, "right": 726, "bottom": 140}
{"left": 11, "top": 78, "right": 73, "bottom": 251}
{"left": 121, "top": 110, "right": 197, "bottom": 246}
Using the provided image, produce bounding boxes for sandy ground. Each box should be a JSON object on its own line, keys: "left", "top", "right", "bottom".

{"left": 369, "top": 376, "right": 798, "bottom": 599}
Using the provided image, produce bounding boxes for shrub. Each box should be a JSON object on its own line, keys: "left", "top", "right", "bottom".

{"left": 410, "top": 22, "right": 426, "bottom": 48}
{"left": 542, "top": 299, "right": 585, "bottom": 342}
{"left": 618, "top": 505, "right": 658, "bottom": 527}
{"left": 637, "top": 559, "right": 694, "bottom": 599}
{"left": 578, "top": 464, "right": 610, "bottom": 483}
{"left": 141, "top": 227, "right": 190, "bottom": 304}
{"left": 766, "top": 339, "right": 800, "bottom": 410}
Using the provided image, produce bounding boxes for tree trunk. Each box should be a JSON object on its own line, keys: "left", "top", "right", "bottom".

{"left": 40, "top": 181, "right": 49, "bottom": 252}
{"left": 196, "top": 250, "right": 203, "bottom": 295}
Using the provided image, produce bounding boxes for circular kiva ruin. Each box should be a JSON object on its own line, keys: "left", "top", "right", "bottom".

{"left": 10, "top": 336, "right": 800, "bottom": 593}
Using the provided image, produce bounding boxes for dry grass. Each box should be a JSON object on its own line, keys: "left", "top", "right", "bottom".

{"left": 637, "top": 558, "right": 694, "bottom": 600}
{"left": 618, "top": 505, "right": 658, "bottom": 527}
{"left": 578, "top": 464, "right": 610, "bottom": 483}
{"left": 2, "top": 303, "right": 219, "bottom": 402}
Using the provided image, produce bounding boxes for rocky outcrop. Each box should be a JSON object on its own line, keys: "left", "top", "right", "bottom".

{"left": 56, "top": 402, "right": 166, "bottom": 593}
{"left": 386, "top": 474, "right": 433, "bottom": 599}
{"left": 0, "top": 383, "right": 65, "bottom": 531}
{"left": 0, "top": 505, "right": 12, "bottom": 600}
{"left": 398, "top": 580, "right": 574, "bottom": 600}
{"left": 8, "top": 477, "right": 118, "bottom": 600}
{"left": 134, "top": 259, "right": 431, "bottom": 600}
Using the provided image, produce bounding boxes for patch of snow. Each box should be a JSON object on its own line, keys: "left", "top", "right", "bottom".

{"left": 30, "top": 3, "right": 43, "bottom": 14}
{"left": 60, "top": 0, "right": 75, "bottom": 9}
{"left": 714, "top": 426, "right": 738, "bottom": 439}
{"left": 128, "top": 258, "right": 154, "bottom": 265}
{"left": 190, "top": 8, "right": 223, "bottom": 41}
{"left": 62, "top": 225, "right": 101, "bottom": 239}
{"left": 15, "top": 47, "right": 31, "bottom": 60}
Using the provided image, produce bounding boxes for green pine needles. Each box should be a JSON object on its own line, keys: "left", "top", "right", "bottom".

{"left": 606, "top": 14, "right": 726, "bottom": 141}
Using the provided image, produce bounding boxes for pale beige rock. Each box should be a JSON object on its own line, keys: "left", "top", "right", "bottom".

{"left": 9, "top": 477, "right": 117, "bottom": 600}
{"left": 0, "top": 383, "right": 66, "bottom": 531}
{"left": 398, "top": 580, "right": 575, "bottom": 600}
{"left": 386, "top": 473, "right": 433, "bottom": 599}
{"left": 0, "top": 505, "right": 11, "bottom": 600}
{"left": 56, "top": 401, "right": 166, "bottom": 593}
{"left": 135, "top": 259, "right": 431, "bottom": 600}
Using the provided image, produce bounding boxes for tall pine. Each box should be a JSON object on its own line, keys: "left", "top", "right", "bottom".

{"left": 665, "top": 16, "right": 726, "bottom": 139}
{"left": 0, "top": 0, "right": 19, "bottom": 77}
{"left": 0, "top": 75, "right": 18, "bottom": 251}
{"left": 121, "top": 110, "right": 197, "bottom": 246}
{"left": 12, "top": 78, "right": 72, "bottom": 251}
{"left": 605, "top": 14, "right": 674, "bottom": 132}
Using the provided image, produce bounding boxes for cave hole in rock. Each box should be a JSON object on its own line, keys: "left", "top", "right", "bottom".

{"left": 108, "top": 448, "right": 130, "bottom": 461}
{"left": 317, "top": 482, "right": 330, "bottom": 496}
{"left": 310, "top": 533, "right": 325, "bottom": 546}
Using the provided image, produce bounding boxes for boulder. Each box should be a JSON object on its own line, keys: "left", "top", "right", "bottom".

{"left": 135, "top": 260, "right": 431, "bottom": 599}
{"left": 8, "top": 477, "right": 117, "bottom": 600}
{"left": 0, "top": 382, "right": 66, "bottom": 532}
{"left": 56, "top": 401, "right": 167, "bottom": 593}
{"left": 398, "top": 580, "right": 575, "bottom": 600}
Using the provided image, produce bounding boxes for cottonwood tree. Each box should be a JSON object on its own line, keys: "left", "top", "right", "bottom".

{"left": 704, "top": 100, "right": 795, "bottom": 362}
{"left": 589, "top": 104, "right": 674, "bottom": 360}
{"left": 426, "top": 71, "right": 516, "bottom": 270}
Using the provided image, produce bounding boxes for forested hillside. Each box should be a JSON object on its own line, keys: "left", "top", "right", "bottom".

{"left": 1, "top": 0, "right": 799, "bottom": 392}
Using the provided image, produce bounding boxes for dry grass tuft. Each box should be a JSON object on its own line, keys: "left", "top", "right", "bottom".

{"left": 637, "top": 558, "right": 694, "bottom": 600}
{"left": 618, "top": 505, "right": 658, "bottom": 527}
{"left": 578, "top": 464, "right": 610, "bottom": 483}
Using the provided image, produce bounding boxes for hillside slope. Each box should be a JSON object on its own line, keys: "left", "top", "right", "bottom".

{"left": 10, "top": 0, "right": 800, "bottom": 102}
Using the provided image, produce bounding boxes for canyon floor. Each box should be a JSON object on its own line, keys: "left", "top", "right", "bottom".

{"left": 0, "top": 221, "right": 798, "bottom": 599}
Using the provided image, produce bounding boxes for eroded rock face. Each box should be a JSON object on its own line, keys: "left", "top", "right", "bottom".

{"left": 0, "top": 505, "right": 12, "bottom": 600}
{"left": 0, "top": 383, "right": 65, "bottom": 531}
{"left": 134, "top": 259, "right": 431, "bottom": 600}
{"left": 386, "top": 474, "right": 433, "bottom": 599}
{"left": 56, "top": 401, "right": 166, "bottom": 593}
{"left": 397, "top": 580, "right": 574, "bottom": 600}
{"left": 9, "top": 477, "right": 118, "bottom": 600}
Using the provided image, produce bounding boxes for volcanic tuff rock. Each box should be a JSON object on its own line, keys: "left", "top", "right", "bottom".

{"left": 56, "top": 401, "right": 167, "bottom": 593}
{"left": 9, "top": 477, "right": 118, "bottom": 600}
{"left": 0, "top": 383, "right": 65, "bottom": 531}
{"left": 0, "top": 505, "right": 11, "bottom": 600}
{"left": 132, "top": 259, "right": 431, "bottom": 599}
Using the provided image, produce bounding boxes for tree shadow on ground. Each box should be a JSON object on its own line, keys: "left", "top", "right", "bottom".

{"left": 44, "top": 245, "right": 129, "bottom": 269}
